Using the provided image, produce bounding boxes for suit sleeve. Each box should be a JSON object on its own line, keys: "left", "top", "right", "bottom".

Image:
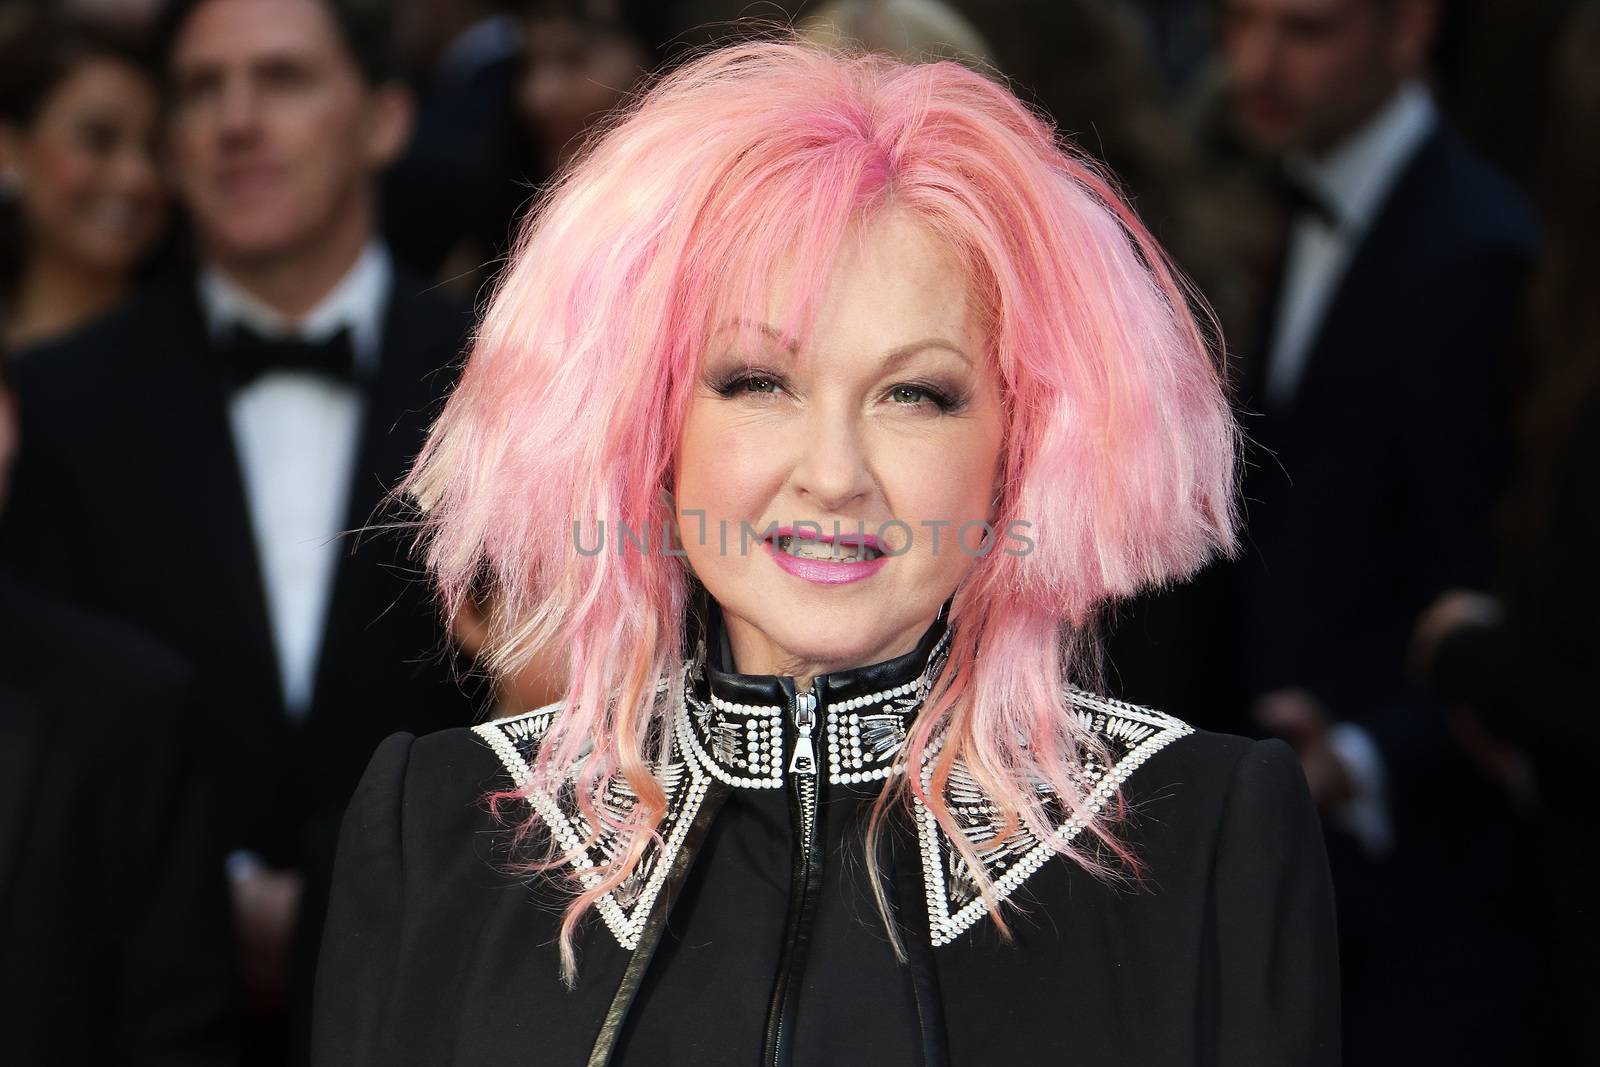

{"left": 310, "top": 732, "right": 415, "bottom": 1066}
{"left": 1399, "top": 242, "right": 1527, "bottom": 604}
{"left": 113, "top": 671, "right": 243, "bottom": 1066}
{"left": 0, "top": 361, "right": 82, "bottom": 596}
{"left": 1337, "top": 240, "right": 1531, "bottom": 805}
{"left": 1212, "top": 738, "right": 1341, "bottom": 1066}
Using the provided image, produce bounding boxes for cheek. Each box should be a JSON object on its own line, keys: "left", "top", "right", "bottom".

{"left": 23, "top": 142, "right": 99, "bottom": 226}
{"left": 1301, "top": 42, "right": 1363, "bottom": 101}
{"left": 168, "top": 125, "right": 212, "bottom": 198}
{"left": 674, "top": 403, "right": 781, "bottom": 521}
{"left": 881, "top": 434, "right": 1001, "bottom": 556}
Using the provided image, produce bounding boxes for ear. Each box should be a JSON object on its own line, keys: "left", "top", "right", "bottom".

{"left": 0, "top": 121, "right": 26, "bottom": 190}
{"left": 0, "top": 389, "right": 20, "bottom": 506}
{"left": 362, "top": 82, "right": 416, "bottom": 171}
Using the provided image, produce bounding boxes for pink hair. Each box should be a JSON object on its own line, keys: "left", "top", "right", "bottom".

{"left": 406, "top": 39, "right": 1239, "bottom": 980}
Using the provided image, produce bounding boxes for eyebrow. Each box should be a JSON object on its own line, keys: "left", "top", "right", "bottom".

{"left": 713, "top": 319, "right": 973, "bottom": 370}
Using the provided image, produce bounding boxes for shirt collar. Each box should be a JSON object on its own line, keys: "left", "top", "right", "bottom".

{"left": 198, "top": 241, "right": 393, "bottom": 371}
{"left": 435, "top": 14, "right": 520, "bottom": 85}
{"left": 1286, "top": 79, "right": 1437, "bottom": 234}
{"left": 682, "top": 589, "right": 954, "bottom": 788}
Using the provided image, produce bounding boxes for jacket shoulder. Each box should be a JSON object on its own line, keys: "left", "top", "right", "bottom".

{"left": 13, "top": 281, "right": 193, "bottom": 387}
{"left": 1405, "top": 125, "right": 1538, "bottom": 255}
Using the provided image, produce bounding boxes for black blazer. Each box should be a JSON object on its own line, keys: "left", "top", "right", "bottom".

{"left": 0, "top": 272, "right": 483, "bottom": 868}
{"left": 1108, "top": 123, "right": 1540, "bottom": 1066}
{"left": 1114, "top": 124, "right": 1538, "bottom": 760}
{"left": 0, "top": 574, "right": 240, "bottom": 1064}
{"left": 314, "top": 603, "right": 1340, "bottom": 1066}
{"left": 1235, "top": 125, "right": 1537, "bottom": 746}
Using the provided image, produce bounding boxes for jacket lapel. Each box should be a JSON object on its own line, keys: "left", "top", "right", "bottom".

{"left": 149, "top": 282, "right": 286, "bottom": 719}
{"left": 1278, "top": 129, "right": 1443, "bottom": 420}
{"left": 310, "top": 277, "right": 463, "bottom": 718}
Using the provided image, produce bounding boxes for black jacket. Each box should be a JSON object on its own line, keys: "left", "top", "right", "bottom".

{"left": 0, "top": 273, "right": 483, "bottom": 869}
{"left": 1116, "top": 124, "right": 1538, "bottom": 759}
{"left": 0, "top": 574, "right": 240, "bottom": 1064}
{"left": 314, "top": 598, "right": 1340, "bottom": 1066}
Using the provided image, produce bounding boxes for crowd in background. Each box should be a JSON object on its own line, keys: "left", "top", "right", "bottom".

{"left": 0, "top": 0, "right": 1594, "bottom": 1064}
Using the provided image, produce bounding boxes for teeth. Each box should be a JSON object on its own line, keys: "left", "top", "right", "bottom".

{"left": 774, "top": 535, "right": 882, "bottom": 562}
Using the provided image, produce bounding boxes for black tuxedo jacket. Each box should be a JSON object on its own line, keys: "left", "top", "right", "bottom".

{"left": 1, "top": 272, "right": 484, "bottom": 869}
{"left": 1233, "top": 125, "right": 1537, "bottom": 746}
{"left": 1109, "top": 122, "right": 1539, "bottom": 1066}
{"left": 0, "top": 574, "right": 240, "bottom": 1064}
{"left": 1115, "top": 124, "right": 1537, "bottom": 757}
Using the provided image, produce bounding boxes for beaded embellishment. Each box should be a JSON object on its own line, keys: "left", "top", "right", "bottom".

{"left": 473, "top": 659, "right": 1192, "bottom": 951}
{"left": 914, "top": 690, "right": 1192, "bottom": 945}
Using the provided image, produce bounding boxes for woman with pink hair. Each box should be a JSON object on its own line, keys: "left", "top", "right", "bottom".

{"left": 313, "top": 39, "right": 1338, "bottom": 1066}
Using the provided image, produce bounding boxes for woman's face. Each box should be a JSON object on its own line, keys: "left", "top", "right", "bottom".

{"left": 517, "top": 15, "right": 649, "bottom": 167}
{"left": 675, "top": 209, "right": 1006, "bottom": 678}
{"left": 0, "top": 57, "right": 165, "bottom": 273}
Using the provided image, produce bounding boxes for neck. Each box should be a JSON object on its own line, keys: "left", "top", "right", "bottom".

{"left": 6, "top": 246, "right": 128, "bottom": 350}
{"left": 201, "top": 189, "right": 374, "bottom": 320}
{"left": 1305, "top": 77, "right": 1408, "bottom": 160}
{"left": 722, "top": 611, "right": 934, "bottom": 694}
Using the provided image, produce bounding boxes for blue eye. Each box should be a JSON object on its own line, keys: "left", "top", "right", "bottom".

{"left": 887, "top": 382, "right": 959, "bottom": 411}
{"left": 739, "top": 376, "right": 780, "bottom": 394}
{"left": 712, "top": 372, "right": 784, "bottom": 398}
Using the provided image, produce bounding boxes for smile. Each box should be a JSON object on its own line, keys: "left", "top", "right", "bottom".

{"left": 772, "top": 534, "right": 883, "bottom": 562}
{"left": 764, "top": 528, "right": 889, "bottom": 586}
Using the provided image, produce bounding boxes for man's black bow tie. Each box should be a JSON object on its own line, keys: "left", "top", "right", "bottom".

{"left": 221, "top": 323, "right": 357, "bottom": 389}
{"left": 1277, "top": 170, "right": 1341, "bottom": 228}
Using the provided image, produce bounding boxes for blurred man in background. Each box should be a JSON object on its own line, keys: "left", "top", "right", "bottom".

{"left": 0, "top": 348, "right": 241, "bottom": 1064}
{"left": 2, "top": 0, "right": 480, "bottom": 1059}
{"left": 1157, "top": 0, "right": 1537, "bottom": 1063}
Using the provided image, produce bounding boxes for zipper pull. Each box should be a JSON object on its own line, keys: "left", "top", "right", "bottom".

{"left": 788, "top": 690, "right": 818, "bottom": 776}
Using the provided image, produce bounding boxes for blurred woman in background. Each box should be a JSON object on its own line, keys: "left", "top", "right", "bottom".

{"left": 0, "top": 9, "right": 167, "bottom": 355}
{"left": 439, "top": 0, "right": 674, "bottom": 301}
{"left": 801, "top": 0, "right": 993, "bottom": 68}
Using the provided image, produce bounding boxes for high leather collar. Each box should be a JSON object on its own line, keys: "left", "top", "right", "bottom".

{"left": 681, "top": 589, "right": 954, "bottom": 789}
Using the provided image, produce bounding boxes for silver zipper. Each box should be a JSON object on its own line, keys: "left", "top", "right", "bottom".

{"left": 772, "top": 687, "right": 823, "bottom": 1066}
{"left": 789, "top": 689, "right": 820, "bottom": 856}
{"left": 787, "top": 690, "right": 818, "bottom": 776}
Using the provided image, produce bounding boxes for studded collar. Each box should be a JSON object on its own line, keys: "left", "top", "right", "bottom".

{"left": 473, "top": 597, "right": 1194, "bottom": 951}
{"left": 681, "top": 593, "right": 953, "bottom": 789}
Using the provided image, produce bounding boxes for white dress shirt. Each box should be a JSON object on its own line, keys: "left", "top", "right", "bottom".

{"left": 199, "top": 242, "right": 392, "bottom": 720}
{"left": 1263, "top": 84, "right": 1437, "bottom": 859}
{"left": 1264, "top": 80, "right": 1438, "bottom": 412}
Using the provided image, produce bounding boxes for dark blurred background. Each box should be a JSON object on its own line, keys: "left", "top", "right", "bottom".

{"left": 0, "top": 0, "right": 1593, "bottom": 1064}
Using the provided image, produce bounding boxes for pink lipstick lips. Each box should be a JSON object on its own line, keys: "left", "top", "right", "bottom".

{"left": 763, "top": 525, "right": 888, "bottom": 586}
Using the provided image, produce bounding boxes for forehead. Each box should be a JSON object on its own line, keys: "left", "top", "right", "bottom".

{"left": 1224, "top": 0, "right": 1363, "bottom": 19}
{"left": 173, "top": 0, "right": 346, "bottom": 68}
{"left": 43, "top": 57, "right": 157, "bottom": 111}
{"left": 723, "top": 209, "right": 982, "bottom": 363}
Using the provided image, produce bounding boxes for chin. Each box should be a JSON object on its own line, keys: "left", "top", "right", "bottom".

{"left": 201, "top": 201, "right": 302, "bottom": 256}
{"left": 759, "top": 600, "right": 925, "bottom": 670}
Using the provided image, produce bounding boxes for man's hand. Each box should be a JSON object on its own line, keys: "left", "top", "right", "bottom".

{"left": 1410, "top": 588, "right": 1504, "bottom": 680}
{"left": 230, "top": 864, "right": 304, "bottom": 1015}
{"left": 1254, "top": 688, "right": 1355, "bottom": 811}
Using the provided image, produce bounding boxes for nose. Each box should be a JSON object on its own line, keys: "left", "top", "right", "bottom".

{"left": 787, "top": 399, "right": 875, "bottom": 515}
{"left": 114, "top": 144, "right": 161, "bottom": 197}
{"left": 216, "top": 77, "right": 263, "bottom": 144}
